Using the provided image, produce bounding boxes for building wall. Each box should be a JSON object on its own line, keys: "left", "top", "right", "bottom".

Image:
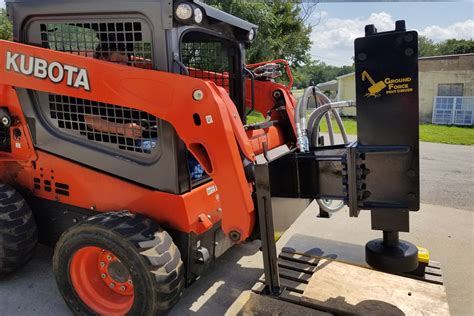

{"left": 338, "top": 75, "right": 357, "bottom": 116}
{"left": 418, "top": 55, "right": 474, "bottom": 122}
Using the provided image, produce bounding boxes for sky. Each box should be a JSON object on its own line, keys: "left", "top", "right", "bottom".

{"left": 1, "top": 1, "right": 472, "bottom": 66}
{"left": 306, "top": 1, "right": 474, "bottom": 66}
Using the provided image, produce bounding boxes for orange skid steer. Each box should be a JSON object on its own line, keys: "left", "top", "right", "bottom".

{"left": 0, "top": 1, "right": 421, "bottom": 314}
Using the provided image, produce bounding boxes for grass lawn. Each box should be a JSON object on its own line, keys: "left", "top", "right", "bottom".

{"left": 319, "top": 118, "right": 473, "bottom": 145}
{"left": 247, "top": 111, "right": 473, "bottom": 145}
{"left": 247, "top": 111, "right": 265, "bottom": 124}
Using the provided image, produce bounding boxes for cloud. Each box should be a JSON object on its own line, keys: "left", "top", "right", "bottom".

{"left": 311, "top": 12, "right": 395, "bottom": 51}
{"left": 419, "top": 20, "right": 474, "bottom": 41}
{"left": 310, "top": 12, "right": 474, "bottom": 65}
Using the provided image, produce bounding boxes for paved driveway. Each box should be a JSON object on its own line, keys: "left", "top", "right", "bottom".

{"left": 419, "top": 142, "right": 473, "bottom": 210}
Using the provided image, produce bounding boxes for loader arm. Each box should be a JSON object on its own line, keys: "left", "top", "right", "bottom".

{"left": 0, "top": 40, "right": 256, "bottom": 241}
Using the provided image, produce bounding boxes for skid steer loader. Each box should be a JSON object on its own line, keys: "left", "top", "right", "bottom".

{"left": 0, "top": 0, "right": 421, "bottom": 314}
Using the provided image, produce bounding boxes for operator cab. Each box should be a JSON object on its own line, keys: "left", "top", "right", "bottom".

{"left": 170, "top": 1, "right": 257, "bottom": 119}
{"left": 6, "top": 0, "right": 256, "bottom": 194}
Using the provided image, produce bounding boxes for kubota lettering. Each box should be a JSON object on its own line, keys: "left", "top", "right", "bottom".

{"left": 5, "top": 51, "right": 90, "bottom": 91}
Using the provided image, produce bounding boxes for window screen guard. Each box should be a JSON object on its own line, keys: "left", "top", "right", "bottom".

{"left": 34, "top": 18, "right": 160, "bottom": 159}
{"left": 180, "top": 31, "right": 242, "bottom": 108}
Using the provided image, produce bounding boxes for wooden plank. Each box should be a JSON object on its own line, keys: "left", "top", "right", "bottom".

{"left": 259, "top": 275, "right": 307, "bottom": 294}
{"left": 302, "top": 259, "right": 450, "bottom": 315}
{"left": 251, "top": 281, "right": 266, "bottom": 294}
{"left": 280, "top": 249, "right": 321, "bottom": 266}
{"left": 279, "top": 267, "right": 312, "bottom": 283}
{"left": 278, "top": 258, "right": 318, "bottom": 273}
{"left": 428, "top": 261, "right": 441, "bottom": 269}
{"left": 425, "top": 266, "right": 442, "bottom": 276}
{"left": 226, "top": 290, "right": 331, "bottom": 316}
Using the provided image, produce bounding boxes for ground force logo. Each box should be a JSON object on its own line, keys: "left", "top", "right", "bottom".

{"left": 6, "top": 51, "right": 90, "bottom": 91}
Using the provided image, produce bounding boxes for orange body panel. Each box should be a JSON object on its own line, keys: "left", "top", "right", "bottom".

{"left": 0, "top": 42, "right": 298, "bottom": 240}
{"left": 0, "top": 150, "right": 222, "bottom": 235}
{"left": 0, "top": 41, "right": 254, "bottom": 239}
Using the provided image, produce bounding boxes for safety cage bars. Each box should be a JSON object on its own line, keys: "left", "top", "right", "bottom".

{"left": 37, "top": 20, "right": 159, "bottom": 157}
{"left": 48, "top": 94, "right": 159, "bottom": 155}
{"left": 180, "top": 31, "right": 234, "bottom": 95}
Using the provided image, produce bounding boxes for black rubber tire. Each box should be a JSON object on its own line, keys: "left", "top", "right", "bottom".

{"left": 53, "top": 211, "right": 184, "bottom": 315}
{"left": 0, "top": 184, "right": 38, "bottom": 276}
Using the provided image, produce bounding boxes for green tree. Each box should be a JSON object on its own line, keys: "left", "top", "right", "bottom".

{"left": 437, "top": 39, "right": 474, "bottom": 55}
{"left": 204, "top": 0, "right": 312, "bottom": 65}
{"left": 0, "top": 9, "right": 13, "bottom": 41}
{"left": 419, "top": 36, "right": 474, "bottom": 57}
{"left": 418, "top": 35, "right": 437, "bottom": 57}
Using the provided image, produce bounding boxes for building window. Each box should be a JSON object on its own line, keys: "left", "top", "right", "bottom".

{"left": 433, "top": 96, "right": 473, "bottom": 126}
{"left": 437, "top": 83, "right": 463, "bottom": 96}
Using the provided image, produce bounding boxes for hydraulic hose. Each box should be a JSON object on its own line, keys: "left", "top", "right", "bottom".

{"left": 295, "top": 85, "right": 354, "bottom": 150}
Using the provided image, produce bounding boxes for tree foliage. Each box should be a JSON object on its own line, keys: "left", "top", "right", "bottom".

{"left": 292, "top": 61, "right": 354, "bottom": 88}
{"left": 204, "top": 0, "right": 312, "bottom": 66}
{"left": 0, "top": 9, "right": 13, "bottom": 41}
{"left": 419, "top": 35, "right": 474, "bottom": 57}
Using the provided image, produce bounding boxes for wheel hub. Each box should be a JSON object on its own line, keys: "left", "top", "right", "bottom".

{"left": 97, "top": 250, "right": 134, "bottom": 296}
{"left": 69, "top": 246, "right": 135, "bottom": 315}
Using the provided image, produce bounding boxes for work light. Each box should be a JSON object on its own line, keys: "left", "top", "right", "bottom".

{"left": 175, "top": 3, "right": 193, "bottom": 20}
{"left": 248, "top": 28, "right": 256, "bottom": 41}
{"left": 194, "top": 8, "right": 203, "bottom": 23}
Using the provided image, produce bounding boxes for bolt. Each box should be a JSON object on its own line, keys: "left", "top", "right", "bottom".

{"left": 101, "top": 273, "right": 106, "bottom": 279}
{"left": 207, "top": 214, "right": 211, "bottom": 220}
{"left": 90, "top": 205, "right": 96, "bottom": 211}
{"left": 100, "top": 262, "right": 105, "bottom": 268}
{"left": 107, "top": 255, "right": 112, "bottom": 261}
{"left": 217, "top": 207, "right": 222, "bottom": 213}
{"left": 405, "top": 48, "right": 414, "bottom": 56}
{"left": 109, "top": 283, "right": 115, "bottom": 288}
{"left": 404, "top": 33, "right": 414, "bottom": 43}
{"left": 358, "top": 53, "right": 367, "bottom": 61}
{"left": 120, "top": 286, "right": 126, "bottom": 292}
{"left": 229, "top": 230, "right": 241, "bottom": 241}
{"left": 193, "top": 89, "right": 204, "bottom": 101}
{"left": 128, "top": 280, "right": 133, "bottom": 285}
{"left": 1, "top": 117, "right": 9, "bottom": 126}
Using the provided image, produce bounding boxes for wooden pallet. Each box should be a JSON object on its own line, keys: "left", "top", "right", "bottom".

{"left": 252, "top": 248, "right": 448, "bottom": 315}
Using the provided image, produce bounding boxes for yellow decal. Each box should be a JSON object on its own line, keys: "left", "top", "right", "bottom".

{"left": 362, "top": 70, "right": 413, "bottom": 98}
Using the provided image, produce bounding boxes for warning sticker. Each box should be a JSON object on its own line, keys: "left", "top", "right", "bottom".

{"left": 362, "top": 70, "right": 414, "bottom": 98}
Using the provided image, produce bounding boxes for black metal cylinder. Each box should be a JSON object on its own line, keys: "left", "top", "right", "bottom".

{"left": 382, "top": 231, "right": 399, "bottom": 247}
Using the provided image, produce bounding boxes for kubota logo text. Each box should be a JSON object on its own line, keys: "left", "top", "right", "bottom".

{"left": 5, "top": 51, "right": 90, "bottom": 91}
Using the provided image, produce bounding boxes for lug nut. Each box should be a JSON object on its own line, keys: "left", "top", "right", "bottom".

{"left": 100, "top": 262, "right": 105, "bottom": 268}
{"left": 107, "top": 255, "right": 112, "bottom": 261}
{"left": 128, "top": 280, "right": 133, "bottom": 285}
{"left": 101, "top": 273, "right": 106, "bottom": 279}
{"left": 120, "top": 286, "right": 126, "bottom": 291}
{"left": 109, "top": 283, "right": 115, "bottom": 288}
